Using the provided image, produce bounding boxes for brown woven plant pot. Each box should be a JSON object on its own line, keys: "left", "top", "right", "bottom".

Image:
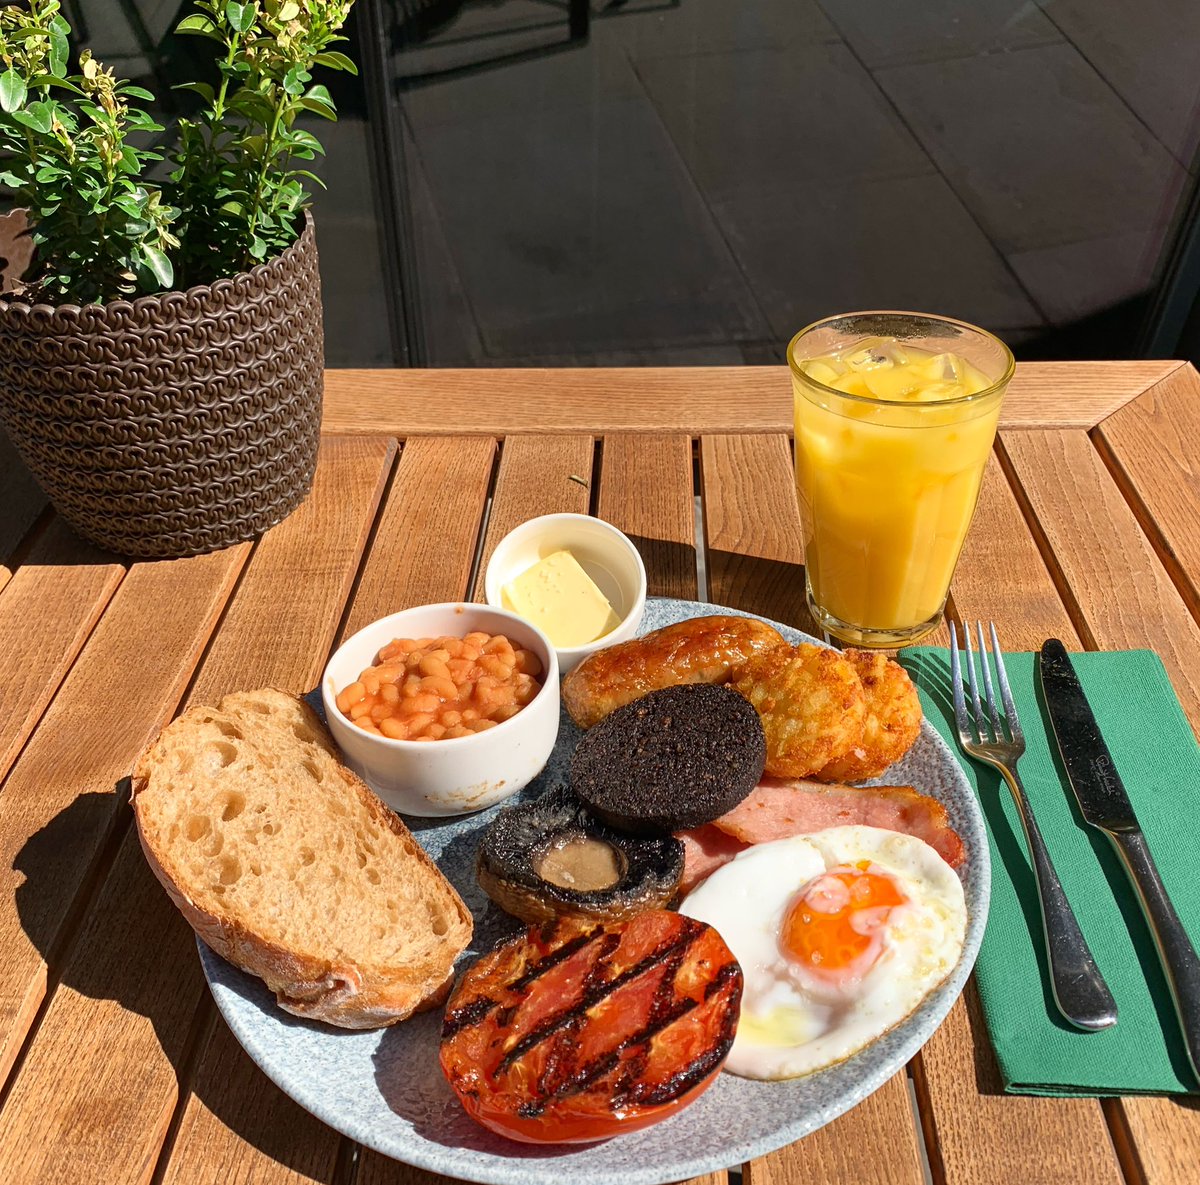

{"left": 0, "top": 213, "right": 323, "bottom": 557}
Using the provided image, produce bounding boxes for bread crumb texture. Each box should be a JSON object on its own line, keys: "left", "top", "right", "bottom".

{"left": 134, "top": 690, "right": 470, "bottom": 975}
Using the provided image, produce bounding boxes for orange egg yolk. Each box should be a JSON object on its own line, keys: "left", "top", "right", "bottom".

{"left": 780, "top": 863, "right": 908, "bottom": 981}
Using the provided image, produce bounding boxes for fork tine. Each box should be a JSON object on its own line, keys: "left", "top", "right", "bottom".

{"left": 977, "top": 620, "right": 1006, "bottom": 742}
{"left": 963, "top": 621, "right": 986, "bottom": 742}
{"left": 988, "top": 621, "right": 1023, "bottom": 745}
{"left": 949, "top": 621, "right": 971, "bottom": 739}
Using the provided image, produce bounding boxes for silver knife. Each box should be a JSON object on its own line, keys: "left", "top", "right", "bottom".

{"left": 1039, "top": 638, "right": 1200, "bottom": 1081}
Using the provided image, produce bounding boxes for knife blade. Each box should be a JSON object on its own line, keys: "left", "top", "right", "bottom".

{"left": 1039, "top": 638, "right": 1200, "bottom": 1082}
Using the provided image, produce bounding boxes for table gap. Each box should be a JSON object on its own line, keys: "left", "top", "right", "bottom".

{"left": 588, "top": 439, "right": 603, "bottom": 518}
{"left": 1101, "top": 1096, "right": 1150, "bottom": 1185}
{"left": 690, "top": 442, "right": 709, "bottom": 603}
{"left": 464, "top": 438, "right": 505, "bottom": 605}
{"left": 906, "top": 1062, "right": 936, "bottom": 1185}
{"left": 146, "top": 1003, "right": 218, "bottom": 1185}
{"left": 1088, "top": 426, "right": 1200, "bottom": 628}
{"left": 907, "top": 1050, "right": 949, "bottom": 1185}
{"left": 331, "top": 441, "right": 404, "bottom": 647}
{"left": 993, "top": 436, "right": 1099, "bottom": 652}
{"left": 333, "top": 1136, "right": 359, "bottom": 1185}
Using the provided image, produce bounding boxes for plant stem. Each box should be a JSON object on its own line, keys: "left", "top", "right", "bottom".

{"left": 245, "top": 93, "right": 284, "bottom": 265}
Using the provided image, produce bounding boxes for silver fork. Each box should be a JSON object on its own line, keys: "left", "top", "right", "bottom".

{"left": 950, "top": 621, "right": 1118, "bottom": 1031}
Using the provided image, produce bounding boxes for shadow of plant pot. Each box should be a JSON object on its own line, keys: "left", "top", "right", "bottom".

{"left": 0, "top": 213, "right": 324, "bottom": 558}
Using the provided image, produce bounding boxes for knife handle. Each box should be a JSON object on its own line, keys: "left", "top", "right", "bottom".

{"left": 1108, "top": 829, "right": 1200, "bottom": 1082}
{"left": 999, "top": 766, "right": 1119, "bottom": 1031}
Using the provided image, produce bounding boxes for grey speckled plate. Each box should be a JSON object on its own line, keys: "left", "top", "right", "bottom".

{"left": 200, "top": 597, "right": 989, "bottom": 1185}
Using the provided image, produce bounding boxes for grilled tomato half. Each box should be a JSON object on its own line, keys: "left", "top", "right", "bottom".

{"left": 439, "top": 909, "right": 742, "bottom": 1143}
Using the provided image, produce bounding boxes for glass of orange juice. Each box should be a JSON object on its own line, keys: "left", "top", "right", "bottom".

{"left": 789, "top": 311, "right": 1014, "bottom": 648}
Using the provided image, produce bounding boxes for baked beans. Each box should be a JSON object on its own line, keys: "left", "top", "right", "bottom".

{"left": 335, "top": 632, "right": 543, "bottom": 741}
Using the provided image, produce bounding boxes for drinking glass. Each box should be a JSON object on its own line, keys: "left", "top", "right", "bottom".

{"left": 789, "top": 311, "right": 1014, "bottom": 648}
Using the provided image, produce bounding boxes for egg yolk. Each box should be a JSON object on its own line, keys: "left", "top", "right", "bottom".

{"left": 780, "top": 864, "right": 908, "bottom": 983}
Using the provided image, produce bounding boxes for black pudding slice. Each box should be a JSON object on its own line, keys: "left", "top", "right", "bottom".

{"left": 476, "top": 785, "right": 684, "bottom": 924}
{"left": 569, "top": 683, "right": 766, "bottom": 835}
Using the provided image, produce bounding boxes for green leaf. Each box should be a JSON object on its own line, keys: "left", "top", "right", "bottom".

{"left": 298, "top": 95, "right": 336, "bottom": 120}
{"left": 304, "top": 84, "right": 333, "bottom": 106}
{"left": 279, "top": 0, "right": 300, "bottom": 18}
{"left": 13, "top": 107, "right": 53, "bottom": 134}
{"left": 226, "top": 2, "right": 254, "bottom": 33}
{"left": 125, "top": 112, "right": 164, "bottom": 132}
{"left": 282, "top": 65, "right": 308, "bottom": 96}
{"left": 250, "top": 234, "right": 268, "bottom": 260}
{"left": 174, "top": 80, "right": 216, "bottom": 104}
{"left": 0, "top": 170, "right": 25, "bottom": 188}
{"left": 49, "top": 29, "right": 69, "bottom": 77}
{"left": 176, "top": 13, "right": 220, "bottom": 38}
{"left": 219, "top": 199, "right": 245, "bottom": 215}
{"left": 29, "top": 74, "right": 84, "bottom": 94}
{"left": 288, "top": 128, "right": 325, "bottom": 155}
{"left": 119, "top": 85, "right": 156, "bottom": 101}
{"left": 139, "top": 244, "right": 174, "bottom": 288}
{"left": 314, "top": 51, "right": 358, "bottom": 75}
{"left": 0, "top": 70, "right": 27, "bottom": 114}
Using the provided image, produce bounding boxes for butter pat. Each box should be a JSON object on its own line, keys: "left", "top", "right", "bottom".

{"left": 502, "top": 550, "right": 622, "bottom": 648}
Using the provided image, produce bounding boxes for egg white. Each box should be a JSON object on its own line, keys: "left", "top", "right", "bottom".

{"left": 678, "top": 825, "right": 966, "bottom": 1080}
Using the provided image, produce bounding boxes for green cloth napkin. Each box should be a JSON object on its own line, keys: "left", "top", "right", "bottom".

{"left": 899, "top": 646, "right": 1200, "bottom": 1096}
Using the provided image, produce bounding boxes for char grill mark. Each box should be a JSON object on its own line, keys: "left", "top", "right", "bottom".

{"left": 513, "top": 926, "right": 603, "bottom": 991}
{"left": 442, "top": 995, "right": 498, "bottom": 1040}
{"left": 495, "top": 919, "right": 707, "bottom": 1074}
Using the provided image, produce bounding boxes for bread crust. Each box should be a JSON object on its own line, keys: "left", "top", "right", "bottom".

{"left": 131, "top": 689, "right": 471, "bottom": 1029}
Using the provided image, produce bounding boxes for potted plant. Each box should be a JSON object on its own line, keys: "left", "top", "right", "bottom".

{"left": 0, "top": 0, "right": 356, "bottom": 556}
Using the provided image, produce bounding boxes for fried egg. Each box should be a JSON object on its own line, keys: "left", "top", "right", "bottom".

{"left": 678, "top": 825, "right": 966, "bottom": 1080}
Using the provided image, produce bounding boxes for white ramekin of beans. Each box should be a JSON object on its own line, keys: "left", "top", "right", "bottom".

{"left": 321, "top": 603, "right": 560, "bottom": 816}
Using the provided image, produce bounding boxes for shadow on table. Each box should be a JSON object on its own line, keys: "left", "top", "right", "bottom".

{"left": 704, "top": 549, "right": 815, "bottom": 634}
{"left": 13, "top": 789, "right": 345, "bottom": 1178}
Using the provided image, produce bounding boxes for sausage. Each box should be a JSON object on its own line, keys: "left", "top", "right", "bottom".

{"left": 561, "top": 614, "right": 784, "bottom": 729}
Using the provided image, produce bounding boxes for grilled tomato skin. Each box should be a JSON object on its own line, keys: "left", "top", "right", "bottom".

{"left": 439, "top": 910, "right": 742, "bottom": 1144}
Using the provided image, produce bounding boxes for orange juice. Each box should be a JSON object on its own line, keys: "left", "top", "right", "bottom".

{"left": 790, "top": 323, "right": 1011, "bottom": 647}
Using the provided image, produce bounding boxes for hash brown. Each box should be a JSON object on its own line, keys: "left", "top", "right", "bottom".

{"left": 814, "top": 650, "right": 922, "bottom": 782}
{"left": 732, "top": 644, "right": 865, "bottom": 778}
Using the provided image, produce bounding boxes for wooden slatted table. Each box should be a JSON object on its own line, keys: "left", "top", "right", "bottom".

{"left": 1, "top": 360, "right": 1198, "bottom": 1185}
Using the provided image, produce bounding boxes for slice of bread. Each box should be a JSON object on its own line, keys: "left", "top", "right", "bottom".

{"left": 132, "top": 688, "right": 473, "bottom": 1029}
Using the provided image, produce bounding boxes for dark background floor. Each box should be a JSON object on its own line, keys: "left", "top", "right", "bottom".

{"left": 78, "top": 0, "right": 1200, "bottom": 367}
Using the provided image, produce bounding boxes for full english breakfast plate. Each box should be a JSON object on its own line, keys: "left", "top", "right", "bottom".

{"left": 199, "top": 597, "right": 990, "bottom": 1185}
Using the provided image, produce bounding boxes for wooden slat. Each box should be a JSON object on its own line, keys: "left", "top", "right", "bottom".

{"left": 744, "top": 1076, "right": 924, "bottom": 1185}
{"left": 1092, "top": 363, "right": 1200, "bottom": 619}
{"left": 0, "top": 429, "right": 47, "bottom": 590}
{"left": 0, "top": 519, "right": 124, "bottom": 784}
{"left": 1001, "top": 426, "right": 1200, "bottom": 1183}
{"left": 911, "top": 449, "right": 1123, "bottom": 1185}
{"left": 597, "top": 434, "right": 696, "bottom": 599}
{"left": 160, "top": 1015, "right": 342, "bottom": 1185}
{"left": 1002, "top": 430, "right": 1200, "bottom": 722}
{"left": 698, "top": 433, "right": 815, "bottom": 630}
{"left": 337, "top": 436, "right": 501, "bottom": 1185}
{"left": 321, "top": 362, "right": 1182, "bottom": 437}
{"left": 0, "top": 544, "right": 247, "bottom": 1092}
{"left": 470, "top": 433, "right": 593, "bottom": 601}
{"left": 947, "top": 454, "right": 1080, "bottom": 644}
{"left": 342, "top": 436, "right": 495, "bottom": 640}
{"left": 0, "top": 436, "right": 395, "bottom": 1185}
